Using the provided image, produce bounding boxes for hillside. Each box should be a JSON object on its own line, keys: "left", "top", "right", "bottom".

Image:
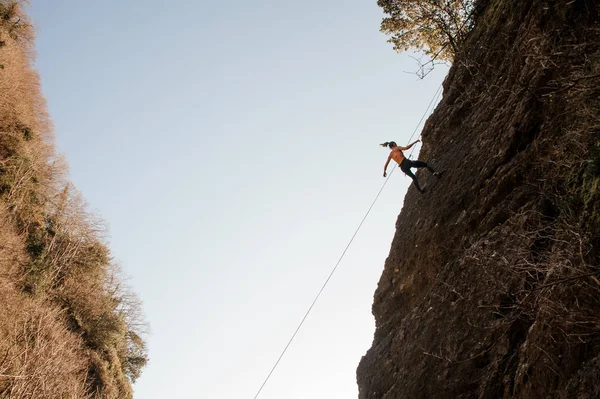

{"left": 358, "top": 0, "right": 599, "bottom": 397}
{"left": 0, "top": 2, "right": 147, "bottom": 398}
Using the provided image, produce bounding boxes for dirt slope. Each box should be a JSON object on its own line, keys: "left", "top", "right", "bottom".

{"left": 357, "top": 0, "right": 600, "bottom": 397}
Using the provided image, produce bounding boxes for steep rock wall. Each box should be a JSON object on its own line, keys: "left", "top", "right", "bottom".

{"left": 357, "top": 0, "right": 600, "bottom": 398}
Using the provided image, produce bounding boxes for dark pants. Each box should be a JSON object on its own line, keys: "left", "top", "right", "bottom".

{"left": 400, "top": 159, "right": 435, "bottom": 192}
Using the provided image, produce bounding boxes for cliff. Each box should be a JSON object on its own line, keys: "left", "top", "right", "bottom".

{"left": 0, "top": 2, "right": 147, "bottom": 398}
{"left": 357, "top": 0, "right": 600, "bottom": 397}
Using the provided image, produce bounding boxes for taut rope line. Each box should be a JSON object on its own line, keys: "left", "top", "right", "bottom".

{"left": 252, "top": 82, "right": 444, "bottom": 399}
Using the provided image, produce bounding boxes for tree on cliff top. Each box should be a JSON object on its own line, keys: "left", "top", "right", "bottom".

{"left": 378, "top": 0, "right": 476, "bottom": 62}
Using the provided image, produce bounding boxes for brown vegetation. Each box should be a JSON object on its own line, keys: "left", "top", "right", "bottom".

{"left": 0, "top": 1, "right": 148, "bottom": 397}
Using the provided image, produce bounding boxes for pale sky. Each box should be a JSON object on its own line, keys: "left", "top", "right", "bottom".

{"left": 28, "top": 1, "right": 448, "bottom": 398}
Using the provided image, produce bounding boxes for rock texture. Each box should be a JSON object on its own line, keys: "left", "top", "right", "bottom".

{"left": 357, "top": 0, "right": 600, "bottom": 398}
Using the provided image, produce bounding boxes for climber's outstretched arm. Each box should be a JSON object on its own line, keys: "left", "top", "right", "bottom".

{"left": 398, "top": 139, "right": 420, "bottom": 151}
{"left": 383, "top": 156, "right": 391, "bottom": 177}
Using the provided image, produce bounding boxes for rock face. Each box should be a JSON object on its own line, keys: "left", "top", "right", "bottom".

{"left": 357, "top": 1, "right": 600, "bottom": 398}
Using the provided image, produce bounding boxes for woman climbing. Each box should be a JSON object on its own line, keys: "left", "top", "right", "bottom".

{"left": 381, "top": 140, "right": 442, "bottom": 194}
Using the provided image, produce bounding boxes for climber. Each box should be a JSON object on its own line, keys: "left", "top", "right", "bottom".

{"left": 381, "top": 140, "right": 442, "bottom": 194}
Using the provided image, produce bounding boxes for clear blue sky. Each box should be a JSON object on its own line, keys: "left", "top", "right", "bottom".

{"left": 28, "top": 1, "right": 448, "bottom": 398}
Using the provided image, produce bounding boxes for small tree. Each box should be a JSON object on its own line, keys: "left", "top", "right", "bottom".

{"left": 378, "top": 0, "right": 475, "bottom": 62}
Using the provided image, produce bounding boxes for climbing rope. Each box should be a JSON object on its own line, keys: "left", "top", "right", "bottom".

{"left": 407, "top": 83, "right": 443, "bottom": 160}
{"left": 252, "top": 82, "right": 444, "bottom": 399}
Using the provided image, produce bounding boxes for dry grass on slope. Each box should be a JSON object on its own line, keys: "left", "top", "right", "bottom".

{"left": 0, "top": 2, "right": 148, "bottom": 397}
{"left": 0, "top": 283, "right": 91, "bottom": 399}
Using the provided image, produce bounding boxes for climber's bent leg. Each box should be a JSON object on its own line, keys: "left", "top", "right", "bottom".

{"left": 400, "top": 160, "right": 424, "bottom": 193}
{"left": 411, "top": 160, "right": 436, "bottom": 174}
